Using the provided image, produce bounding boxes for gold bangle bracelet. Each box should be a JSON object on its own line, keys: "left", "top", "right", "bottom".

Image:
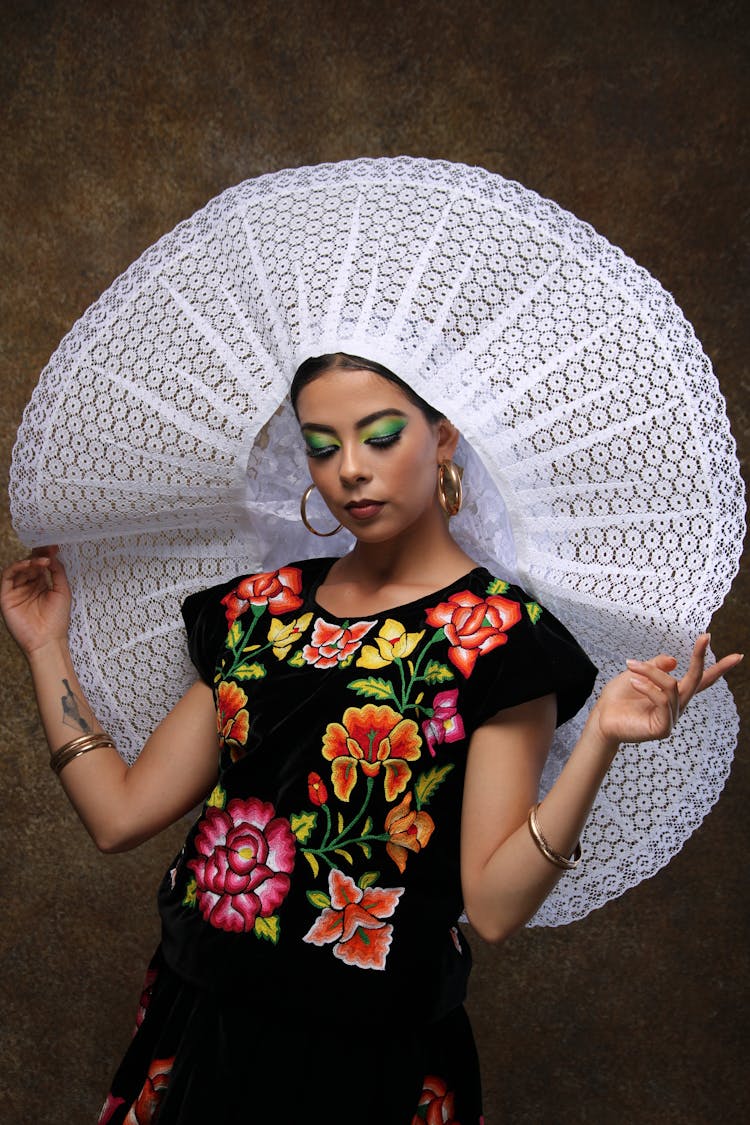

{"left": 527, "top": 803, "right": 582, "bottom": 870}
{"left": 50, "top": 732, "right": 115, "bottom": 775}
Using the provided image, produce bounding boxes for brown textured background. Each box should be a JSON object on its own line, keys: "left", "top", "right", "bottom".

{"left": 1, "top": 2, "right": 747, "bottom": 1122}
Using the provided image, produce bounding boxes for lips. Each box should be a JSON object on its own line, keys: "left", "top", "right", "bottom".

{"left": 345, "top": 499, "right": 385, "bottom": 520}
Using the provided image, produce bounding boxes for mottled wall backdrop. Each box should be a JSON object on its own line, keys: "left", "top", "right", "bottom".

{"left": 1, "top": 2, "right": 747, "bottom": 1122}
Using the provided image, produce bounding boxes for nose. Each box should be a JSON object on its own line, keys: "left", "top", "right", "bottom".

{"left": 338, "top": 440, "right": 371, "bottom": 487}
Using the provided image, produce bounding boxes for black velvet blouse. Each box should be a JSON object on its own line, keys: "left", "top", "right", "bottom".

{"left": 158, "top": 557, "right": 597, "bottom": 1023}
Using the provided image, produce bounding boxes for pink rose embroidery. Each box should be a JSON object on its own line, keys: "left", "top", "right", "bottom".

{"left": 421, "top": 690, "right": 466, "bottom": 756}
{"left": 302, "top": 617, "right": 375, "bottom": 668}
{"left": 188, "top": 797, "right": 295, "bottom": 933}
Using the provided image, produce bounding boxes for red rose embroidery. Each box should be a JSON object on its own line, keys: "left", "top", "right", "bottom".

{"left": 411, "top": 1075, "right": 461, "bottom": 1124}
{"left": 97, "top": 1093, "right": 126, "bottom": 1125}
{"left": 221, "top": 567, "right": 303, "bottom": 625}
{"left": 425, "top": 590, "right": 522, "bottom": 677}
{"left": 302, "top": 617, "right": 375, "bottom": 668}
{"left": 188, "top": 797, "right": 296, "bottom": 933}
{"left": 123, "top": 1057, "right": 174, "bottom": 1124}
{"left": 303, "top": 868, "right": 403, "bottom": 971}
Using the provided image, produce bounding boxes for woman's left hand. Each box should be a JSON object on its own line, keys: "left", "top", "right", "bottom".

{"left": 593, "top": 634, "right": 743, "bottom": 746}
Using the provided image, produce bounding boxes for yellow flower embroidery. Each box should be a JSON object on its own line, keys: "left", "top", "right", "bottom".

{"left": 356, "top": 619, "right": 425, "bottom": 669}
{"left": 267, "top": 612, "right": 313, "bottom": 659}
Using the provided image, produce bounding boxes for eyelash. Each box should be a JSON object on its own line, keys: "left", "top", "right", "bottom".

{"left": 304, "top": 432, "right": 403, "bottom": 459}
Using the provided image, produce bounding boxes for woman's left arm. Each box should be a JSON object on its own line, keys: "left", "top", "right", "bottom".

{"left": 460, "top": 635, "right": 742, "bottom": 943}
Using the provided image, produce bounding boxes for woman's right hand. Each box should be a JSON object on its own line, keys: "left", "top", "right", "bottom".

{"left": 0, "top": 546, "right": 72, "bottom": 656}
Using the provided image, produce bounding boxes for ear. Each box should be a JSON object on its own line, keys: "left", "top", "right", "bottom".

{"left": 435, "top": 418, "right": 460, "bottom": 461}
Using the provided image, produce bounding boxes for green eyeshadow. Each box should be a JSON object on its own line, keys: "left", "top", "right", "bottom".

{"left": 360, "top": 416, "right": 407, "bottom": 443}
{"left": 304, "top": 430, "right": 341, "bottom": 452}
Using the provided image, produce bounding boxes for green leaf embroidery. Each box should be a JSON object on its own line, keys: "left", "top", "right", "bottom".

{"left": 487, "top": 578, "right": 510, "bottom": 595}
{"left": 358, "top": 871, "right": 380, "bottom": 890}
{"left": 206, "top": 784, "right": 227, "bottom": 810}
{"left": 425, "top": 660, "right": 454, "bottom": 684}
{"left": 306, "top": 890, "right": 332, "bottom": 910}
{"left": 182, "top": 877, "right": 197, "bottom": 908}
{"left": 290, "top": 810, "right": 318, "bottom": 843}
{"left": 234, "top": 662, "right": 266, "bottom": 680}
{"left": 414, "top": 763, "right": 455, "bottom": 809}
{"left": 303, "top": 851, "right": 320, "bottom": 878}
{"left": 287, "top": 651, "right": 306, "bottom": 668}
{"left": 339, "top": 652, "right": 355, "bottom": 669}
{"left": 525, "top": 600, "right": 543, "bottom": 624}
{"left": 253, "top": 915, "right": 280, "bottom": 943}
{"left": 362, "top": 816, "right": 373, "bottom": 835}
{"left": 347, "top": 677, "right": 397, "bottom": 702}
{"left": 334, "top": 848, "right": 354, "bottom": 864}
{"left": 357, "top": 841, "right": 372, "bottom": 858}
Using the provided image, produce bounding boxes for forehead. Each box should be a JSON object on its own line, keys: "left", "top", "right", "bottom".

{"left": 295, "top": 366, "right": 414, "bottom": 422}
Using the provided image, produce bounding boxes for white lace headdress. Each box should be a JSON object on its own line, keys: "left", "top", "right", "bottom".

{"left": 10, "top": 157, "right": 744, "bottom": 925}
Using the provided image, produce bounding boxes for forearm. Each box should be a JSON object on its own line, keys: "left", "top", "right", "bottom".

{"left": 27, "top": 638, "right": 134, "bottom": 849}
{"left": 465, "top": 713, "right": 618, "bottom": 942}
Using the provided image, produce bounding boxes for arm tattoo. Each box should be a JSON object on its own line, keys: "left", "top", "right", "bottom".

{"left": 60, "top": 678, "right": 93, "bottom": 733}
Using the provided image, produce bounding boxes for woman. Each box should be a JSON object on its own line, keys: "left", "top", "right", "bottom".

{"left": 1, "top": 349, "right": 741, "bottom": 1124}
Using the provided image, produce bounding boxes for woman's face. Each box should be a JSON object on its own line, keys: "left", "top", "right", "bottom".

{"left": 295, "top": 366, "right": 458, "bottom": 544}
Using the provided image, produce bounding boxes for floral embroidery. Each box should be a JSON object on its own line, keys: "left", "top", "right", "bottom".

{"left": 422, "top": 689, "right": 465, "bottom": 756}
{"left": 322, "top": 703, "right": 422, "bottom": 802}
{"left": 425, "top": 589, "right": 522, "bottom": 677}
{"left": 97, "top": 1094, "right": 126, "bottom": 1125}
{"left": 188, "top": 797, "right": 295, "bottom": 936}
{"left": 132, "top": 965, "right": 158, "bottom": 1036}
{"left": 302, "top": 868, "right": 403, "bottom": 970}
{"left": 411, "top": 1074, "right": 461, "bottom": 1124}
{"left": 302, "top": 617, "right": 375, "bottom": 668}
{"left": 221, "top": 567, "right": 304, "bottom": 626}
{"left": 385, "top": 792, "right": 435, "bottom": 873}
{"left": 307, "top": 771, "right": 329, "bottom": 806}
{"left": 124, "top": 1057, "right": 175, "bottom": 1124}
{"left": 356, "top": 618, "right": 425, "bottom": 669}
{"left": 267, "top": 612, "right": 314, "bottom": 659}
{"left": 216, "top": 680, "right": 250, "bottom": 760}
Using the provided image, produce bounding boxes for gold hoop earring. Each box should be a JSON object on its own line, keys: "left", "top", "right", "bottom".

{"left": 300, "top": 484, "right": 343, "bottom": 537}
{"left": 437, "top": 461, "right": 463, "bottom": 517}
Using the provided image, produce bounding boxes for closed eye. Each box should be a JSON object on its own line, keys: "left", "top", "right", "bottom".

{"left": 304, "top": 442, "right": 339, "bottom": 459}
{"left": 365, "top": 432, "right": 402, "bottom": 449}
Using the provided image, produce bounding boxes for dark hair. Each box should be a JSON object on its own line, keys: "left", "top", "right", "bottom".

{"left": 290, "top": 352, "right": 444, "bottom": 425}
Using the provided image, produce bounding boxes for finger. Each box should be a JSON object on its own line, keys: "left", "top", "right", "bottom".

{"left": 694, "top": 651, "right": 744, "bottom": 693}
{"left": 627, "top": 676, "right": 677, "bottom": 731}
{"left": 626, "top": 658, "right": 681, "bottom": 695}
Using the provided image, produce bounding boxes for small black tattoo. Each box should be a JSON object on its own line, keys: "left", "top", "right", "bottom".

{"left": 60, "top": 678, "right": 93, "bottom": 733}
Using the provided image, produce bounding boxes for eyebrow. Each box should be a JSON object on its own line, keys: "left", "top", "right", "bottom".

{"left": 300, "top": 409, "right": 408, "bottom": 434}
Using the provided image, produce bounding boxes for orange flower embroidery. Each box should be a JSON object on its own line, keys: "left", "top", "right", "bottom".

{"left": 302, "top": 868, "right": 403, "bottom": 970}
{"left": 384, "top": 792, "right": 435, "bottom": 873}
{"left": 322, "top": 703, "right": 422, "bottom": 802}
{"left": 216, "top": 680, "right": 250, "bottom": 761}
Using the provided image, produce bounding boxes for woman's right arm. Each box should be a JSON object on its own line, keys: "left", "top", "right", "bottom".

{"left": 1, "top": 549, "right": 219, "bottom": 853}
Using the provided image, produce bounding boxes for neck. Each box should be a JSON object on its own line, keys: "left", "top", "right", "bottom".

{"left": 334, "top": 504, "right": 474, "bottom": 589}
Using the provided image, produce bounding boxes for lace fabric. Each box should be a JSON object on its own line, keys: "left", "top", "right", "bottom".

{"left": 9, "top": 156, "right": 744, "bottom": 925}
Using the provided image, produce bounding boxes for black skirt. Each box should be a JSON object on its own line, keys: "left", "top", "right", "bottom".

{"left": 98, "top": 947, "right": 484, "bottom": 1124}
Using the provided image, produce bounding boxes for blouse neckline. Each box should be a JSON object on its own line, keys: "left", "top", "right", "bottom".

{"left": 308, "top": 557, "right": 488, "bottom": 622}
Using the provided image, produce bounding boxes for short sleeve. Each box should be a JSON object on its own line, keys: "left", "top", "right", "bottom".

{"left": 470, "top": 592, "right": 598, "bottom": 730}
{"left": 181, "top": 577, "right": 239, "bottom": 685}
